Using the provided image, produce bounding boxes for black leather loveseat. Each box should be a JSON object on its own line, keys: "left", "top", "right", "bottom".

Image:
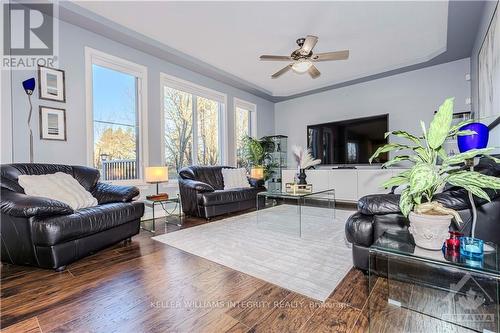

{"left": 345, "top": 157, "right": 500, "bottom": 271}
{"left": 178, "top": 166, "right": 265, "bottom": 219}
{"left": 0, "top": 163, "right": 144, "bottom": 271}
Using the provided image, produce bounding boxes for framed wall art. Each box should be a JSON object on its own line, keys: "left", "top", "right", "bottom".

{"left": 39, "top": 106, "right": 67, "bottom": 141}
{"left": 38, "top": 65, "right": 66, "bottom": 102}
{"left": 478, "top": 3, "right": 500, "bottom": 126}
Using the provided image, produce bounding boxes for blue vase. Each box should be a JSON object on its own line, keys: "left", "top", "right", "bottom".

{"left": 457, "top": 123, "right": 489, "bottom": 153}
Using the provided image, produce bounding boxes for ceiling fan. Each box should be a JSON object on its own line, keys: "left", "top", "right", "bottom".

{"left": 259, "top": 35, "right": 349, "bottom": 79}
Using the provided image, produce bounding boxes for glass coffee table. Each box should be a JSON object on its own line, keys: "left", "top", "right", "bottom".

{"left": 256, "top": 188, "right": 335, "bottom": 237}
{"left": 368, "top": 230, "right": 499, "bottom": 332}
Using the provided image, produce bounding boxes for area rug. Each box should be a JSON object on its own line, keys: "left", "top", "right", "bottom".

{"left": 152, "top": 205, "right": 353, "bottom": 302}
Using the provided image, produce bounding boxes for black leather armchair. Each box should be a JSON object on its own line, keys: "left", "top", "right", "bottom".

{"left": 345, "top": 157, "right": 500, "bottom": 271}
{"left": 178, "top": 166, "right": 265, "bottom": 219}
{"left": 1, "top": 163, "right": 144, "bottom": 270}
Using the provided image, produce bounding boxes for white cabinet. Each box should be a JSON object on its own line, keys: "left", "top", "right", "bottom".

{"left": 279, "top": 168, "right": 408, "bottom": 202}
{"left": 330, "top": 170, "right": 358, "bottom": 201}
{"left": 305, "top": 170, "right": 331, "bottom": 192}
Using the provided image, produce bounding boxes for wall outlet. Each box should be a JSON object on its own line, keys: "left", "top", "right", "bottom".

{"left": 465, "top": 73, "right": 471, "bottom": 81}
{"left": 465, "top": 97, "right": 472, "bottom": 105}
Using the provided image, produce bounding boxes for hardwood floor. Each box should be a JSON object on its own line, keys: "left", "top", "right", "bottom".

{"left": 0, "top": 209, "right": 482, "bottom": 332}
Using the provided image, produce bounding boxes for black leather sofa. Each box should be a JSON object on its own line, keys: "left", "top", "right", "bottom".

{"left": 178, "top": 166, "right": 265, "bottom": 219}
{"left": 345, "top": 157, "right": 500, "bottom": 271}
{"left": 1, "top": 163, "right": 144, "bottom": 271}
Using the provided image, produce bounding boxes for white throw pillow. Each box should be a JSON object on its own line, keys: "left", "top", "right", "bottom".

{"left": 18, "top": 172, "right": 98, "bottom": 210}
{"left": 222, "top": 168, "right": 251, "bottom": 190}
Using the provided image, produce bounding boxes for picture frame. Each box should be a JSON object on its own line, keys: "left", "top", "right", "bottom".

{"left": 38, "top": 65, "right": 66, "bottom": 102}
{"left": 478, "top": 2, "right": 500, "bottom": 127}
{"left": 39, "top": 106, "right": 67, "bottom": 141}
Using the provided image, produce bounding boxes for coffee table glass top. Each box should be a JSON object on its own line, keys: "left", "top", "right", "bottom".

{"left": 258, "top": 188, "right": 335, "bottom": 199}
{"left": 372, "top": 230, "right": 500, "bottom": 277}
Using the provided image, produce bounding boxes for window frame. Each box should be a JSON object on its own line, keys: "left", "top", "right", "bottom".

{"left": 233, "top": 97, "right": 257, "bottom": 167}
{"left": 160, "top": 73, "right": 228, "bottom": 173}
{"left": 85, "top": 47, "right": 149, "bottom": 184}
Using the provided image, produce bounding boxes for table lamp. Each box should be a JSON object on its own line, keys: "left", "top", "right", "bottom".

{"left": 145, "top": 166, "right": 169, "bottom": 201}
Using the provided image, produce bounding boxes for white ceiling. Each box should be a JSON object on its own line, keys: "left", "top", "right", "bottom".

{"left": 74, "top": 1, "right": 449, "bottom": 97}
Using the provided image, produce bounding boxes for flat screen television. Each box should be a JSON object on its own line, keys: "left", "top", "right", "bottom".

{"left": 307, "top": 114, "right": 388, "bottom": 164}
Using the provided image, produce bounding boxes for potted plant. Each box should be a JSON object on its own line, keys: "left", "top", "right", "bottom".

{"left": 370, "top": 97, "right": 500, "bottom": 250}
{"left": 242, "top": 136, "right": 276, "bottom": 181}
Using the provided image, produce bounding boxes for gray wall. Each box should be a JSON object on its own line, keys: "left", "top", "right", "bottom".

{"left": 471, "top": 0, "right": 499, "bottom": 152}
{"left": 275, "top": 58, "right": 471, "bottom": 164}
{"left": 3, "top": 20, "right": 275, "bottom": 167}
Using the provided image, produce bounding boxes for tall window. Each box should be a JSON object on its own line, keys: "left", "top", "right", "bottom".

{"left": 86, "top": 48, "right": 147, "bottom": 182}
{"left": 162, "top": 74, "right": 226, "bottom": 179}
{"left": 234, "top": 98, "right": 256, "bottom": 168}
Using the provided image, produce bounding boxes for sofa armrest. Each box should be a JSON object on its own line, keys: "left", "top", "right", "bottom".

{"left": 179, "top": 179, "right": 214, "bottom": 193}
{"left": 345, "top": 212, "right": 375, "bottom": 247}
{"left": 357, "top": 194, "right": 402, "bottom": 215}
{"left": 92, "top": 182, "right": 139, "bottom": 204}
{"left": 0, "top": 188, "right": 73, "bottom": 218}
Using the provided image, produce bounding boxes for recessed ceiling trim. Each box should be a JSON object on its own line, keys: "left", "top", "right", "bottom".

{"left": 59, "top": 1, "right": 485, "bottom": 103}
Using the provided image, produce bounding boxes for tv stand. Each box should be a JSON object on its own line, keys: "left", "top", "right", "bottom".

{"left": 282, "top": 167, "right": 408, "bottom": 202}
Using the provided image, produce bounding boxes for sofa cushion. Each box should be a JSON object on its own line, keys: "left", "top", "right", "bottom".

{"left": 197, "top": 188, "right": 261, "bottom": 206}
{"left": 31, "top": 201, "right": 144, "bottom": 246}
{"left": 18, "top": 172, "right": 98, "bottom": 210}
{"left": 222, "top": 168, "right": 251, "bottom": 189}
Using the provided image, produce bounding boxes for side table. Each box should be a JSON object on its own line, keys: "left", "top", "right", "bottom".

{"left": 142, "top": 194, "right": 182, "bottom": 233}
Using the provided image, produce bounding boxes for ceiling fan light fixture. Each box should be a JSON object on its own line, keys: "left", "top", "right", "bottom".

{"left": 292, "top": 59, "right": 312, "bottom": 74}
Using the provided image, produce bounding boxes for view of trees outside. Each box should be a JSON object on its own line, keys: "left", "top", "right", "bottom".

{"left": 163, "top": 87, "right": 193, "bottom": 179}
{"left": 197, "top": 96, "right": 219, "bottom": 166}
{"left": 235, "top": 107, "right": 250, "bottom": 168}
{"left": 92, "top": 64, "right": 139, "bottom": 180}
{"left": 163, "top": 87, "right": 221, "bottom": 179}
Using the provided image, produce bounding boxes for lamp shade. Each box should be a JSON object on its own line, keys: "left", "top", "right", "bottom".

{"left": 145, "top": 166, "right": 168, "bottom": 183}
{"left": 457, "top": 122, "right": 489, "bottom": 153}
{"left": 250, "top": 166, "right": 264, "bottom": 180}
{"left": 22, "top": 78, "right": 35, "bottom": 94}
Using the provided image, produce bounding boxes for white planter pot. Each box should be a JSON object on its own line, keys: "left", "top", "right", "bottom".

{"left": 408, "top": 212, "right": 452, "bottom": 250}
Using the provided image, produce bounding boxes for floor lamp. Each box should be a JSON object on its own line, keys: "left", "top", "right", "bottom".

{"left": 22, "top": 78, "right": 36, "bottom": 163}
{"left": 457, "top": 122, "right": 489, "bottom": 239}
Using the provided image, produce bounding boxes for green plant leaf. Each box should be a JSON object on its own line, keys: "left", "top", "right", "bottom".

{"left": 384, "top": 131, "right": 421, "bottom": 145}
{"left": 382, "top": 175, "right": 408, "bottom": 188}
{"left": 455, "top": 130, "right": 477, "bottom": 136}
{"left": 381, "top": 155, "right": 412, "bottom": 168}
{"left": 369, "top": 144, "right": 411, "bottom": 163}
{"left": 399, "top": 188, "right": 413, "bottom": 217}
{"left": 428, "top": 97, "right": 454, "bottom": 149}
{"left": 437, "top": 147, "right": 448, "bottom": 160}
{"left": 420, "top": 121, "right": 427, "bottom": 139}
{"left": 447, "top": 171, "right": 500, "bottom": 190}
{"left": 449, "top": 119, "right": 475, "bottom": 136}
{"left": 443, "top": 148, "right": 495, "bottom": 165}
{"left": 408, "top": 163, "right": 438, "bottom": 195}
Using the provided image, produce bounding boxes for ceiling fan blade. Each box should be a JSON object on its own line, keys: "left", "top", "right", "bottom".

{"left": 300, "top": 35, "right": 318, "bottom": 54}
{"left": 271, "top": 64, "right": 292, "bottom": 79}
{"left": 308, "top": 64, "right": 321, "bottom": 79}
{"left": 312, "top": 50, "right": 349, "bottom": 62}
{"left": 260, "top": 55, "right": 292, "bottom": 61}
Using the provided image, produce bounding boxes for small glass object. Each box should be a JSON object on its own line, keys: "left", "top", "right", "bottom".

{"left": 460, "top": 237, "right": 484, "bottom": 260}
{"left": 446, "top": 231, "right": 463, "bottom": 252}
